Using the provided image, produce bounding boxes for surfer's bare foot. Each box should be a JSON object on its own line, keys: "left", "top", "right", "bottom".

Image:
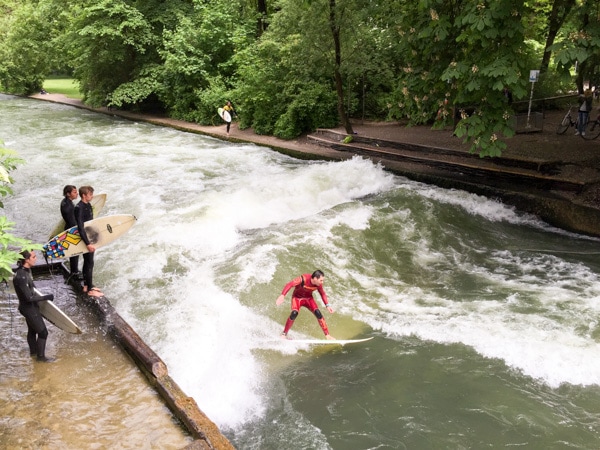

{"left": 87, "top": 287, "right": 103, "bottom": 297}
{"left": 325, "top": 334, "right": 336, "bottom": 340}
{"left": 280, "top": 333, "right": 292, "bottom": 340}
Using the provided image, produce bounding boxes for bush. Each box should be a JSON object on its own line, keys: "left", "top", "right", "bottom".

{"left": 273, "top": 82, "right": 337, "bottom": 139}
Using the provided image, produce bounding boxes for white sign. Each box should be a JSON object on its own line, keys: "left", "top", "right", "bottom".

{"left": 529, "top": 70, "right": 540, "bottom": 82}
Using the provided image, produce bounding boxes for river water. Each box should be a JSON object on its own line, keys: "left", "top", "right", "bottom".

{"left": 1, "top": 94, "right": 600, "bottom": 449}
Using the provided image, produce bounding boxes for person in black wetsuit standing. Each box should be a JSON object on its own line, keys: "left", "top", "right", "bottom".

{"left": 61, "top": 184, "right": 80, "bottom": 278}
{"left": 13, "top": 250, "right": 55, "bottom": 362}
{"left": 74, "top": 185, "right": 103, "bottom": 297}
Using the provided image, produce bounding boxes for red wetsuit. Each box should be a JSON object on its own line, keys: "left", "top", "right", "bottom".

{"left": 281, "top": 274, "right": 330, "bottom": 336}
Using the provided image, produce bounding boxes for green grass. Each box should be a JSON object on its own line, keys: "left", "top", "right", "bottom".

{"left": 42, "top": 77, "right": 82, "bottom": 99}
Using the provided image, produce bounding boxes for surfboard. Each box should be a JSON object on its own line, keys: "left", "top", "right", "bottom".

{"left": 286, "top": 337, "right": 374, "bottom": 345}
{"left": 35, "top": 289, "right": 82, "bottom": 334}
{"left": 218, "top": 107, "right": 231, "bottom": 123}
{"left": 48, "top": 193, "right": 107, "bottom": 240}
{"left": 43, "top": 214, "right": 137, "bottom": 259}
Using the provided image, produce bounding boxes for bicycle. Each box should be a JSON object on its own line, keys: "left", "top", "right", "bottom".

{"left": 556, "top": 105, "right": 577, "bottom": 134}
{"left": 583, "top": 112, "right": 600, "bottom": 140}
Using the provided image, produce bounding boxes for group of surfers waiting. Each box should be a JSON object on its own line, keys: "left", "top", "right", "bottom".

{"left": 14, "top": 170, "right": 337, "bottom": 364}
{"left": 12, "top": 185, "right": 102, "bottom": 362}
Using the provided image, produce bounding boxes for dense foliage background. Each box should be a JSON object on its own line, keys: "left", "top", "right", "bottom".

{"left": 1, "top": 0, "right": 599, "bottom": 156}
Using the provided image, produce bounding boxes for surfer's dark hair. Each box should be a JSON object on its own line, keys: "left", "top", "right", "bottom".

{"left": 79, "top": 185, "right": 94, "bottom": 196}
{"left": 312, "top": 270, "right": 324, "bottom": 279}
{"left": 63, "top": 185, "right": 76, "bottom": 196}
{"left": 17, "top": 250, "right": 32, "bottom": 267}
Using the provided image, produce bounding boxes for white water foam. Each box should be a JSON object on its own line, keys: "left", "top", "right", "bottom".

{"left": 4, "top": 97, "right": 600, "bottom": 437}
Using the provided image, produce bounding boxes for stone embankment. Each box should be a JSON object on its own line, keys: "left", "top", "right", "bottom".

{"left": 308, "top": 125, "right": 600, "bottom": 237}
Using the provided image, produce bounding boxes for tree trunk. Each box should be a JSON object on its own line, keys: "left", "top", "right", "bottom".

{"left": 575, "top": 11, "right": 591, "bottom": 94}
{"left": 329, "top": 0, "right": 354, "bottom": 135}
{"left": 540, "top": 0, "right": 575, "bottom": 74}
{"left": 257, "top": 0, "right": 268, "bottom": 35}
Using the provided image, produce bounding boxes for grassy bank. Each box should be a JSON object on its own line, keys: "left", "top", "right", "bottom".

{"left": 43, "top": 77, "right": 82, "bottom": 99}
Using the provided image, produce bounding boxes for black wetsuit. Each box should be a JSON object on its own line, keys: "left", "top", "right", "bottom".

{"left": 60, "top": 196, "right": 79, "bottom": 274}
{"left": 74, "top": 200, "right": 95, "bottom": 290}
{"left": 13, "top": 266, "right": 53, "bottom": 357}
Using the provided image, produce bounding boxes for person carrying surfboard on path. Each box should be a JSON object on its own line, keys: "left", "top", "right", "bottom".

{"left": 61, "top": 185, "right": 81, "bottom": 280}
{"left": 74, "top": 186, "right": 103, "bottom": 298}
{"left": 222, "top": 100, "right": 236, "bottom": 136}
{"left": 13, "top": 250, "right": 56, "bottom": 362}
{"left": 276, "top": 270, "right": 336, "bottom": 340}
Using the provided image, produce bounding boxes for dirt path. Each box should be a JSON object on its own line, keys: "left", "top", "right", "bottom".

{"left": 30, "top": 93, "right": 600, "bottom": 167}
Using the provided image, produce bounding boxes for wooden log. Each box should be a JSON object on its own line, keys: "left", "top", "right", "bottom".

{"left": 59, "top": 263, "right": 234, "bottom": 449}
{"left": 156, "top": 375, "right": 235, "bottom": 449}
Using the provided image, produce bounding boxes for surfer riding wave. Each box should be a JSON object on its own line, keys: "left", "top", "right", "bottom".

{"left": 276, "top": 270, "right": 336, "bottom": 340}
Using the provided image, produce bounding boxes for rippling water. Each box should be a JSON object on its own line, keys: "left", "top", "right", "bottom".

{"left": 0, "top": 277, "right": 191, "bottom": 448}
{"left": 1, "top": 94, "right": 600, "bottom": 449}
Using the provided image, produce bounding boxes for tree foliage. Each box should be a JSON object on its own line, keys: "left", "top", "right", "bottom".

{"left": 156, "top": 0, "right": 256, "bottom": 122}
{"left": 1, "top": 0, "right": 600, "bottom": 156}
{"left": 63, "top": 0, "right": 156, "bottom": 106}
{"left": 0, "top": 0, "right": 63, "bottom": 93}
{"left": 0, "top": 140, "right": 38, "bottom": 282}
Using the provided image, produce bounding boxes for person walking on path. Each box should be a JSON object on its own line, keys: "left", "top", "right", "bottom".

{"left": 61, "top": 184, "right": 81, "bottom": 279}
{"left": 576, "top": 89, "right": 593, "bottom": 136}
{"left": 74, "top": 185, "right": 103, "bottom": 297}
{"left": 276, "top": 270, "right": 336, "bottom": 339}
{"left": 13, "top": 250, "right": 56, "bottom": 362}
{"left": 223, "top": 101, "right": 236, "bottom": 136}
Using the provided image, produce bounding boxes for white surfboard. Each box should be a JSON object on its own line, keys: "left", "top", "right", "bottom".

{"left": 35, "top": 289, "right": 82, "bottom": 334}
{"left": 218, "top": 107, "right": 232, "bottom": 123}
{"left": 286, "top": 337, "right": 374, "bottom": 345}
{"left": 43, "top": 214, "right": 137, "bottom": 259}
{"left": 48, "top": 193, "right": 107, "bottom": 240}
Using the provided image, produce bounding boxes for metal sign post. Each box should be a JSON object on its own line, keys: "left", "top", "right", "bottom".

{"left": 526, "top": 70, "right": 540, "bottom": 129}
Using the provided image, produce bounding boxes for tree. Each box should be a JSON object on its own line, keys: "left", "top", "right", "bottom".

{"left": 0, "top": 0, "right": 62, "bottom": 94}
{"left": 386, "top": 0, "right": 529, "bottom": 157}
{"left": 536, "top": 0, "right": 576, "bottom": 75}
{"left": 328, "top": 0, "right": 353, "bottom": 134}
{"left": 64, "top": 0, "right": 155, "bottom": 106}
{"left": 550, "top": 1, "right": 600, "bottom": 93}
{"left": 236, "top": 0, "right": 389, "bottom": 138}
{"left": 257, "top": 0, "right": 268, "bottom": 34}
{"left": 156, "top": 0, "right": 255, "bottom": 122}
{"left": 234, "top": 0, "right": 341, "bottom": 137}
{"left": 2, "top": 0, "right": 594, "bottom": 156}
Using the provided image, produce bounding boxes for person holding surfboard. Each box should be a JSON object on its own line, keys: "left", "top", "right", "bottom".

{"left": 74, "top": 185, "right": 103, "bottom": 297}
{"left": 13, "top": 250, "right": 56, "bottom": 362}
{"left": 222, "top": 101, "right": 236, "bottom": 136}
{"left": 276, "top": 270, "right": 336, "bottom": 340}
{"left": 60, "top": 185, "right": 81, "bottom": 279}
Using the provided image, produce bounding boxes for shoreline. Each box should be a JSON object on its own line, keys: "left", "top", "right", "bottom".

{"left": 22, "top": 93, "right": 600, "bottom": 237}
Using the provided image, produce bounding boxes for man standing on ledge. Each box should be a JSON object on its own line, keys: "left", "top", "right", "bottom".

{"left": 61, "top": 184, "right": 80, "bottom": 279}
{"left": 276, "top": 270, "right": 335, "bottom": 340}
{"left": 74, "top": 186, "right": 103, "bottom": 297}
